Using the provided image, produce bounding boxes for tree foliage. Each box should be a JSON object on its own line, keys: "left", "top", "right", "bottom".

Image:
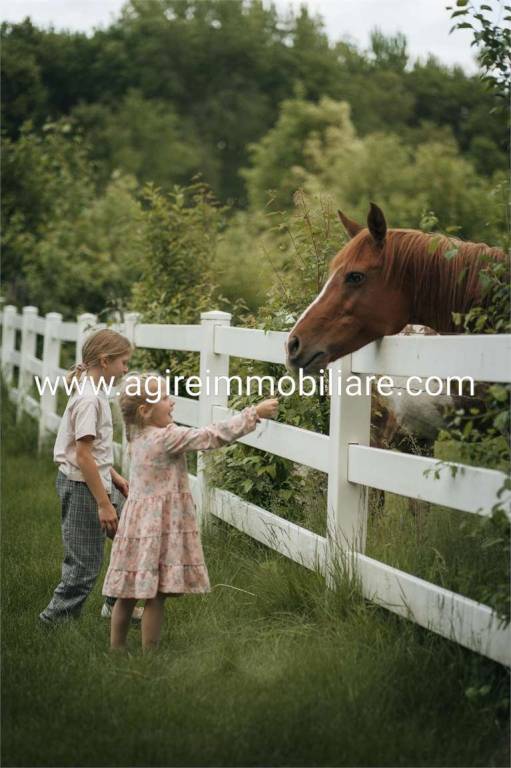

{"left": 243, "top": 96, "right": 507, "bottom": 242}
{"left": 2, "top": 121, "right": 146, "bottom": 316}
{"left": 129, "top": 181, "right": 228, "bottom": 376}
{"left": 2, "top": 0, "right": 508, "bottom": 315}
{"left": 2, "top": 0, "right": 507, "bottom": 205}
{"left": 447, "top": 0, "right": 511, "bottom": 99}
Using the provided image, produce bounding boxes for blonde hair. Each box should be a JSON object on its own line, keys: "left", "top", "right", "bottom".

{"left": 119, "top": 372, "right": 165, "bottom": 442}
{"left": 66, "top": 328, "right": 132, "bottom": 385}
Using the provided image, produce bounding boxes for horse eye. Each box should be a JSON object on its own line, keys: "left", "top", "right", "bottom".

{"left": 345, "top": 271, "right": 366, "bottom": 285}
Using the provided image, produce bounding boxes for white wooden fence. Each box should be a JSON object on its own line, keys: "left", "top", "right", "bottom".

{"left": 2, "top": 304, "right": 511, "bottom": 666}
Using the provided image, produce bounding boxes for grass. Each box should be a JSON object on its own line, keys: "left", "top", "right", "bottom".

{"left": 2, "top": 398, "right": 510, "bottom": 767}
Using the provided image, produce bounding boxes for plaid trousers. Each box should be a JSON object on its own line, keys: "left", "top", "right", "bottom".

{"left": 40, "top": 471, "right": 126, "bottom": 622}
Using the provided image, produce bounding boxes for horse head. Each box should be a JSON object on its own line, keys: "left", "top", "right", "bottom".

{"left": 286, "top": 203, "right": 410, "bottom": 374}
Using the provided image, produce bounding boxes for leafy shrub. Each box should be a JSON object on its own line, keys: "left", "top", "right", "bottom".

{"left": 205, "top": 193, "right": 336, "bottom": 520}
{"left": 2, "top": 120, "right": 146, "bottom": 316}
{"left": 435, "top": 206, "right": 510, "bottom": 623}
{"left": 130, "top": 180, "right": 230, "bottom": 379}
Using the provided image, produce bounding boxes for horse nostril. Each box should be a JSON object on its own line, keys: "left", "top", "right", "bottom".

{"left": 288, "top": 334, "right": 300, "bottom": 359}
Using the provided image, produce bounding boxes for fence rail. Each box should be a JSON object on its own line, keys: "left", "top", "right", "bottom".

{"left": 348, "top": 445, "right": 507, "bottom": 517}
{"left": 2, "top": 303, "right": 510, "bottom": 667}
{"left": 352, "top": 334, "right": 511, "bottom": 382}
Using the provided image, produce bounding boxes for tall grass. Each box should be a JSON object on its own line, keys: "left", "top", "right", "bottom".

{"left": 2, "top": 392, "right": 509, "bottom": 767}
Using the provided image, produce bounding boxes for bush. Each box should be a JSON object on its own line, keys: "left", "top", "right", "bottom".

{"left": 130, "top": 180, "right": 230, "bottom": 378}
{"left": 2, "top": 120, "right": 146, "bottom": 316}
{"left": 205, "top": 193, "right": 336, "bottom": 519}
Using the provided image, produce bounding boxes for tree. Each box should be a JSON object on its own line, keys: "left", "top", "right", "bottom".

{"left": 369, "top": 29, "right": 409, "bottom": 71}
{"left": 23, "top": 173, "right": 146, "bottom": 318}
{"left": 1, "top": 20, "right": 48, "bottom": 137}
{"left": 242, "top": 97, "right": 357, "bottom": 211}
{"left": 447, "top": 0, "right": 511, "bottom": 99}
{"left": 71, "top": 89, "right": 210, "bottom": 191}
{"left": 2, "top": 121, "right": 145, "bottom": 316}
{"left": 242, "top": 95, "right": 505, "bottom": 243}
{"left": 407, "top": 56, "right": 507, "bottom": 174}
{"left": 2, "top": 121, "right": 94, "bottom": 305}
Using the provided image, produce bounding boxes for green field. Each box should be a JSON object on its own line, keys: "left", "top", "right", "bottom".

{"left": 2, "top": 403, "right": 509, "bottom": 768}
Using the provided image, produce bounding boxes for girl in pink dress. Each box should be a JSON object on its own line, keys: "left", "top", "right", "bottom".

{"left": 103, "top": 372, "right": 279, "bottom": 650}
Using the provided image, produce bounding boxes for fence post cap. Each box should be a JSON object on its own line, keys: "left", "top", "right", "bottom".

{"left": 124, "top": 311, "right": 140, "bottom": 321}
{"left": 77, "top": 312, "right": 97, "bottom": 322}
{"left": 3, "top": 304, "right": 17, "bottom": 313}
{"left": 22, "top": 305, "right": 39, "bottom": 315}
{"left": 45, "top": 311, "right": 63, "bottom": 321}
{"left": 200, "top": 310, "right": 232, "bottom": 321}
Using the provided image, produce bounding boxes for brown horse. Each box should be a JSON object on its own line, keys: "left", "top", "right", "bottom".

{"left": 286, "top": 203, "right": 506, "bottom": 374}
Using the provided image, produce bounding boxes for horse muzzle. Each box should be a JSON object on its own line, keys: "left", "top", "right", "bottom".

{"left": 285, "top": 342, "right": 329, "bottom": 375}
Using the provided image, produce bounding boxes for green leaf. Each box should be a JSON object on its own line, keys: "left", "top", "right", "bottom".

{"left": 481, "top": 538, "right": 504, "bottom": 549}
{"left": 266, "top": 463, "right": 277, "bottom": 479}
{"left": 493, "top": 411, "right": 509, "bottom": 433}
{"left": 478, "top": 271, "right": 492, "bottom": 293}
{"left": 489, "top": 384, "right": 508, "bottom": 403}
{"left": 427, "top": 235, "right": 442, "bottom": 254}
{"left": 463, "top": 420, "right": 473, "bottom": 437}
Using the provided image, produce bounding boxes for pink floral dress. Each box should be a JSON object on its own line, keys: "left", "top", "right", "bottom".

{"left": 102, "top": 406, "right": 260, "bottom": 599}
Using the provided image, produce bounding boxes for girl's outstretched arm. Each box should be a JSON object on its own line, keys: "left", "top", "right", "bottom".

{"left": 164, "top": 405, "right": 260, "bottom": 455}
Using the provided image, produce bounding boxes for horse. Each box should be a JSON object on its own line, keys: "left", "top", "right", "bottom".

{"left": 285, "top": 204, "right": 507, "bottom": 513}
{"left": 286, "top": 203, "right": 506, "bottom": 374}
{"left": 286, "top": 203, "right": 506, "bottom": 515}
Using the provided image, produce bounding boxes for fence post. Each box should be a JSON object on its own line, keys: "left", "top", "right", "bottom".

{"left": 325, "top": 355, "right": 371, "bottom": 589}
{"left": 123, "top": 312, "right": 140, "bottom": 345}
{"left": 17, "top": 306, "right": 39, "bottom": 421}
{"left": 197, "top": 310, "right": 232, "bottom": 527}
{"left": 75, "top": 312, "right": 97, "bottom": 363}
{"left": 1, "top": 305, "right": 17, "bottom": 388}
{"left": 120, "top": 311, "right": 140, "bottom": 478}
{"left": 38, "top": 312, "right": 63, "bottom": 452}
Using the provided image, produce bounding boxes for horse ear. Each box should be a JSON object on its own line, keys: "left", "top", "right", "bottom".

{"left": 337, "top": 209, "right": 362, "bottom": 239}
{"left": 367, "top": 202, "right": 387, "bottom": 245}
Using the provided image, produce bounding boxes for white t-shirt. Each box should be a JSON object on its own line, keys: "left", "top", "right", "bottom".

{"left": 54, "top": 377, "right": 113, "bottom": 493}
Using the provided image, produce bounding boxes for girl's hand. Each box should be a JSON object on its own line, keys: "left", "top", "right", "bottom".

{"left": 99, "top": 500, "right": 118, "bottom": 537}
{"left": 112, "top": 470, "right": 129, "bottom": 497}
{"left": 255, "top": 398, "right": 279, "bottom": 420}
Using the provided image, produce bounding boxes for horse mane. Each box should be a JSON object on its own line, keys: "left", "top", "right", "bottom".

{"left": 338, "top": 228, "right": 508, "bottom": 332}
